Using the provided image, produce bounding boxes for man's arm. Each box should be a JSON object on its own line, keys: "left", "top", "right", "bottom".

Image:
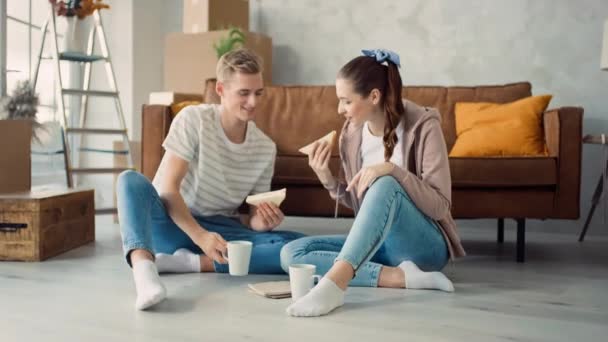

{"left": 155, "top": 151, "right": 205, "bottom": 238}
{"left": 155, "top": 151, "right": 227, "bottom": 262}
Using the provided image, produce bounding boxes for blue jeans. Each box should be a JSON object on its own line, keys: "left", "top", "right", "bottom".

{"left": 280, "top": 176, "right": 449, "bottom": 287}
{"left": 117, "top": 170, "right": 306, "bottom": 274}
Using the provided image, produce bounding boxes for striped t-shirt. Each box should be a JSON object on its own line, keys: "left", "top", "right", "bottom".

{"left": 153, "top": 104, "right": 276, "bottom": 217}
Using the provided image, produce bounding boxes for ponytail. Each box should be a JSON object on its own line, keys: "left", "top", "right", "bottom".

{"left": 382, "top": 62, "right": 405, "bottom": 161}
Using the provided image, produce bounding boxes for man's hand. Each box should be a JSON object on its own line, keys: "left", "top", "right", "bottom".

{"left": 250, "top": 202, "right": 285, "bottom": 232}
{"left": 346, "top": 162, "right": 395, "bottom": 199}
{"left": 193, "top": 230, "right": 228, "bottom": 264}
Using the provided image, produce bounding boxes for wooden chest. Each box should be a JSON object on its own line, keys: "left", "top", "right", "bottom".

{"left": 0, "top": 186, "right": 95, "bottom": 261}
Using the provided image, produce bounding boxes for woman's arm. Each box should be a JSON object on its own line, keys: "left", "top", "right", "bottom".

{"left": 324, "top": 176, "right": 353, "bottom": 209}
{"left": 308, "top": 140, "right": 353, "bottom": 209}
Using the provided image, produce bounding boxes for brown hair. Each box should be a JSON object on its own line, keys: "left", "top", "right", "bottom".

{"left": 337, "top": 56, "right": 404, "bottom": 161}
{"left": 216, "top": 48, "right": 263, "bottom": 82}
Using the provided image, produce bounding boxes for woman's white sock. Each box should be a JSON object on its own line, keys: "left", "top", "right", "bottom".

{"left": 132, "top": 259, "right": 167, "bottom": 310}
{"left": 399, "top": 260, "right": 454, "bottom": 292}
{"left": 286, "top": 277, "right": 345, "bottom": 317}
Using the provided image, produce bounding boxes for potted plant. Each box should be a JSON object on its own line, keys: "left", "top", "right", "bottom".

{"left": 0, "top": 81, "right": 40, "bottom": 193}
{"left": 213, "top": 27, "right": 246, "bottom": 59}
{"left": 205, "top": 27, "right": 246, "bottom": 92}
{"left": 48, "top": 0, "right": 110, "bottom": 52}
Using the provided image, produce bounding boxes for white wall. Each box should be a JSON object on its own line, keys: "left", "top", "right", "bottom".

{"left": 98, "top": 0, "right": 608, "bottom": 235}
{"left": 249, "top": 0, "right": 608, "bottom": 236}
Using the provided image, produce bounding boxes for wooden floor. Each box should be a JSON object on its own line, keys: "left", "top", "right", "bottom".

{"left": 1, "top": 217, "right": 607, "bottom": 342}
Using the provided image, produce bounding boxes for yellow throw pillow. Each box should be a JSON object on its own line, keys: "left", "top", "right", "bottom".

{"left": 449, "top": 95, "right": 552, "bottom": 157}
{"left": 170, "top": 101, "right": 201, "bottom": 118}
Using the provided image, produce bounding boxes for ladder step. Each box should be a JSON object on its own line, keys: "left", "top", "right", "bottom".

{"left": 66, "top": 128, "right": 127, "bottom": 134}
{"left": 95, "top": 207, "right": 117, "bottom": 215}
{"left": 79, "top": 147, "right": 129, "bottom": 154}
{"left": 70, "top": 167, "right": 133, "bottom": 174}
{"left": 62, "top": 89, "right": 118, "bottom": 97}
{"left": 31, "top": 149, "right": 64, "bottom": 155}
{"left": 59, "top": 52, "right": 106, "bottom": 63}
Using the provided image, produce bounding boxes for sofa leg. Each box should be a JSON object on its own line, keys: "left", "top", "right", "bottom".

{"left": 497, "top": 218, "right": 504, "bottom": 243}
{"left": 516, "top": 219, "right": 526, "bottom": 263}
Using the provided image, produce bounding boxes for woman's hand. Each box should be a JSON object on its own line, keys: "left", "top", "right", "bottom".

{"left": 250, "top": 202, "right": 285, "bottom": 232}
{"left": 308, "top": 141, "right": 335, "bottom": 187}
{"left": 193, "top": 230, "right": 228, "bottom": 264}
{"left": 346, "top": 162, "right": 395, "bottom": 199}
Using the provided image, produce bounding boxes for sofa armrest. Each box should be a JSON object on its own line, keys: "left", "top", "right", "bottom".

{"left": 141, "top": 104, "right": 173, "bottom": 180}
{"left": 543, "top": 107, "right": 583, "bottom": 219}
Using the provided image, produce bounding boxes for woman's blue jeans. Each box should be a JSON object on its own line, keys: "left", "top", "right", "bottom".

{"left": 280, "top": 176, "right": 449, "bottom": 286}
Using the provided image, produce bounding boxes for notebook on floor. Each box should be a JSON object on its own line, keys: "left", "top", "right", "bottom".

{"left": 248, "top": 281, "right": 291, "bottom": 299}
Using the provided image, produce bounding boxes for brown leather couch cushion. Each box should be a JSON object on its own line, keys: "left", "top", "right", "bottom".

{"left": 204, "top": 80, "right": 532, "bottom": 155}
{"left": 274, "top": 155, "right": 341, "bottom": 185}
{"left": 204, "top": 82, "right": 344, "bottom": 157}
{"left": 274, "top": 155, "right": 557, "bottom": 188}
{"left": 256, "top": 86, "right": 344, "bottom": 157}
{"left": 450, "top": 157, "right": 557, "bottom": 187}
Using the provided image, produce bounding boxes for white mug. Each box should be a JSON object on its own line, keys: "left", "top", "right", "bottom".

{"left": 223, "top": 241, "right": 253, "bottom": 276}
{"left": 289, "top": 264, "right": 321, "bottom": 301}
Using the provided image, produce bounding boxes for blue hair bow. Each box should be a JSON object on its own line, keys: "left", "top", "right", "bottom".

{"left": 361, "top": 49, "right": 401, "bottom": 68}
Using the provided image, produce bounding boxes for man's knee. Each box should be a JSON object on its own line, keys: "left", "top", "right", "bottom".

{"left": 117, "top": 170, "right": 151, "bottom": 196}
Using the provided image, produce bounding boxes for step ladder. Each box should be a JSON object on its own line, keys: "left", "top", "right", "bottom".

{"left": 31, "top": 5, "right": 134, "bottom": 215}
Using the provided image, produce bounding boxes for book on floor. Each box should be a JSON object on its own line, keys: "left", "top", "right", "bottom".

{"left": 248, "top": 281, "right": 291, "bottom": 299}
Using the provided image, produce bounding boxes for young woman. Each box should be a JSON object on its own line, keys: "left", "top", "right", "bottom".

{"left": 280, "top": 49, "right": 466, "bottom": 317}
{"left": 117, "top": 49, "right": 305, "bottom": 310}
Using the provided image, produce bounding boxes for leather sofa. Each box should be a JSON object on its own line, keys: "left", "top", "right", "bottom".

{"left": 141, "top": 80, "right": 583, "bottom": 262}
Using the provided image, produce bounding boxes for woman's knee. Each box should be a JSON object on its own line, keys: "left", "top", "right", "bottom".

{"left": 279, "top": 241, "right": 296, "bottom": 273}
{"left": 279, "top": 238, "right": 307, "bottom": 273}
{"left": 366, "top": 176, "right": 402, "bottom": 199}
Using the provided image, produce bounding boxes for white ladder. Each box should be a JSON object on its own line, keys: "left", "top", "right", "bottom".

{"left": 31, "top": 5, "right": 134, "bottom": 215}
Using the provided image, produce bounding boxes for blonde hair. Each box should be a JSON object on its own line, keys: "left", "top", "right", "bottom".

{"left": 216, "top": 48, "right": 263, "bottom": 82}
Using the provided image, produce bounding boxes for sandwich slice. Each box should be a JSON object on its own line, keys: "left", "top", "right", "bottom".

{"left": 246, "top": 188, "right": 287, "bottom": 206}
{"left": 298, "top": 130, "right": 337, "bottom": 155}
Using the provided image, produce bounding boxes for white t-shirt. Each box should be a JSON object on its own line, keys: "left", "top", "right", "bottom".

{"left": 153, "top": 104, "right": 276, "bottom": 217}
{"left": 361, "top": 121, "right": 405, "bottom": 168}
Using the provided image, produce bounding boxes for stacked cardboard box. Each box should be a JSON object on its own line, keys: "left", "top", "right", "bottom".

{"left": 163, "top": 0, "right": 272, "bottom": 94}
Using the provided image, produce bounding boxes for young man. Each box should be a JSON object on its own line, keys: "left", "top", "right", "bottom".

{"left": 117, "top": 49, "right": 305, "bottom": 310}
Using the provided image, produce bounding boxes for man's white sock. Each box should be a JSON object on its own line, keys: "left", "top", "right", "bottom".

{"left": 286, "top": 277, "right": 345, "bottom": 317}
{"left": 399, "top": 260, "right": 454, "bottom": 292}
{"left": 155, "top": 248, "right": 201, "bottom": 273}
{"left": 132, "top": 259, "right": 167, "bottom": 310}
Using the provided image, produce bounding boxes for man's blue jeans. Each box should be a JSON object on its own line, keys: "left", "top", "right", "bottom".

{"left": 117, "top": 170, "right": 305, "bottom": 273}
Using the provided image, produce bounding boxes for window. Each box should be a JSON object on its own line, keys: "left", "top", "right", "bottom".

{"left": 3, "top": 0, "right": 72, "bottom": 184}
{"left": 5, "top": 0, "right": 70, "bottom": 124}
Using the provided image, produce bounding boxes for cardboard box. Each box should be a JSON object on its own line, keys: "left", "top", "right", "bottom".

{"left": 183, "top": 0, "right": 249, "bottom": 33}
{"left": 0, "top": 120, "right": 32, "bottom": 193}
{"left": 164, "top": 31, "right": 272, "bottom": 93}
{"left": 0, "top": 186, "right": 95, "bottom": 261}
{"left": 148, "top": 92, "right": 203, "bottom": 105}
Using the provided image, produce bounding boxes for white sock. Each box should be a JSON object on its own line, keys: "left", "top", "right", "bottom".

{"left": 286, "top": 277, "right": 345, "bottom": 317}
{"left": 399, "top": 260, "right": 454, "bottom": 292}
{"left": 132, "top": 259, "right": 167, "bottom": 310}
{"left": 154, "top": 248, "right": 201, "bottom": 273}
